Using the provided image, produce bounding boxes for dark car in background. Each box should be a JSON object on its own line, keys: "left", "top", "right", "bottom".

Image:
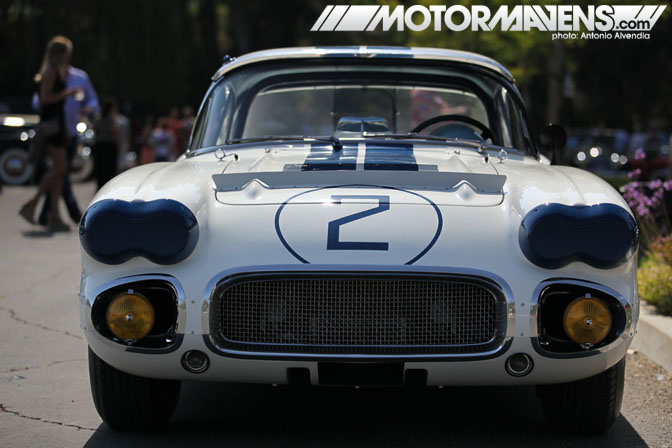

{"left": 565, "top": 128, "right": 671, "bottom": 184}
{"left": 0, "top": 97, "right": 94, "bottom": 186}
{"left": 0, "top": 98, "right": 39, "bottom": 185}
{"left": 564, "top": 128, "right": 630, "bottom": 181}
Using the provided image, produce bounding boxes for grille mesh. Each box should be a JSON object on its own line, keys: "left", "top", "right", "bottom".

{"left": 210, "top": 273, "right": 505, "bottom": 356}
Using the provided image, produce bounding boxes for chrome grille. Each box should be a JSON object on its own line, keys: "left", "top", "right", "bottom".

{"left": 210, "top": 272, "right": 506, "bottom": 356}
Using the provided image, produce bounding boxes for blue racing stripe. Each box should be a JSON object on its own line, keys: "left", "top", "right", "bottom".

{"left": 364, "top": 143, "right": 418, "bottom": 171}
{"left": 298, "top": 143, "right": 358, "bottom": 171}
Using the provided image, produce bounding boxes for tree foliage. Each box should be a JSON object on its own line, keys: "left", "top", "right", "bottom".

{"left": 1, "top": 0, "right": 670, "bottom": 129}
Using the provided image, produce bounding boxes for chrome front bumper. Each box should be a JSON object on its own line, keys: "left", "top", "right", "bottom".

{"left": 81, "top": 265, "right": 634, "bottom": 386}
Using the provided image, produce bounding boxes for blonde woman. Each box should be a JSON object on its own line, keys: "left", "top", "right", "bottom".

{"left": 19, "top": 36, "right": 81, "bottom": 231}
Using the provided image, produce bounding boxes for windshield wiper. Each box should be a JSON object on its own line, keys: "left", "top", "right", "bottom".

{"left": 226, "top": 135, "right": 306, "bottom": 145}
{"left": 362, "top": 132, "right": 495, "bottom": 159}
{"left": 226, "top": 135, "right": 342, "bottom": 151}
{"left": 361, "top": 132, "right": 465, "bottom": 143}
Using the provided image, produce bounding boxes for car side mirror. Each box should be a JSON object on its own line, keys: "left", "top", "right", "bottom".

{"left": 539, "top": 124, "right": 567, "bottom": 164}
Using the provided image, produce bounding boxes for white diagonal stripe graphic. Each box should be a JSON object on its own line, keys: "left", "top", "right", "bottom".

{"left": 613, "top": 5, "right": 654, "bottom": 30}
{"left": 311, "top": 5, "right": 334, "bottom": 32}
{"left": 335, "top": 5, "right": 381, "bottom": 31}
{"left": 648, "top": 4, "right": 667, "bottom": 25}
{"left": 638, "top": 5, "right": 653, "bottom": 20}
{"left": 319, "top": 5, "right": 349, "bottom": 31}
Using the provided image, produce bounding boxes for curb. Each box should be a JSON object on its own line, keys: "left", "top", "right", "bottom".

{"left": 630, "top": 301, "right": 672, "bottom": 374}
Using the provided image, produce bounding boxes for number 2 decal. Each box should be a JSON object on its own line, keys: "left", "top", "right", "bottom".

{"left": 327, "top": 195, "right": 390, "bottom": 251}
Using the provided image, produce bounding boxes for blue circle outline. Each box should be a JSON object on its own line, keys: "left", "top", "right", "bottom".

{"left": 274, "top": 185, "right": 443, "bottom": 265}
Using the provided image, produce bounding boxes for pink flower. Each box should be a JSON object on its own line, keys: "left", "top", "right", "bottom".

{"left": 649, "top": 179, "right": 663, "bottom": 190}
{"left": 634, "top": 148, "right": 646, "bottom": 160}
{"left": 628, "top": 169, "right": 642, "bottom": 179}
{"left": 664, "top": 181, "right": 672, "bottom": 191}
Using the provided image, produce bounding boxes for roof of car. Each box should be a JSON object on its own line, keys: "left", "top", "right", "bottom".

{"left": 211, "top": 46, "right": 515, "bottom": 83}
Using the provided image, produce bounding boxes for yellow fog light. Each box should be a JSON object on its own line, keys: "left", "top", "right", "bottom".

{"left": 563, "top": 295, "right": 611, "bottom": 346}
{"left": 106, "top": 292, "right": 154, "bottom": 341}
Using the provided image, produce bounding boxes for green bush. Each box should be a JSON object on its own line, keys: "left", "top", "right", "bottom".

{"left": 638, "top": 256, "right": 672, "bottom": 316}
{"left": 650, "top": 236, "right": 672, "bottom": 266}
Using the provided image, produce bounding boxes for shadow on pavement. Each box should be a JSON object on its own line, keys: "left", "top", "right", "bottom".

{"left": 83, "top": 381, "right": 648, "bottom": 447}
{"left": 21, "top": 229, "right": 54, "bottom": 238}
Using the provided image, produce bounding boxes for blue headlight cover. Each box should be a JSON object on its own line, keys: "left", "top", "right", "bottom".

{"left": 519, "top": 203, "right": 638, "bottom": 269}
{"left": 79, "top": 199, "right": 199, "bottom": 265}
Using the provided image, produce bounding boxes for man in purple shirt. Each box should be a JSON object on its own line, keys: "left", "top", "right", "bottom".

{"left": 33, "top": 61, "right": 100, "bottom": 225}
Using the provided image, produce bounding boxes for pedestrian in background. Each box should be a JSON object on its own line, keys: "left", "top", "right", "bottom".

{"left": 19, "top": 36, "right": 82, "bottom": 231}
{"left": 138, "top": 116, "right": 156, "bottom": 165}
{"left": 32, "top": 36, "right": 99, "bottom": 226}
{"left": 93, "top": 98, "right": 121, "bottom": 189}
{"left": 115, "top": 105, "right": 131, "bottom": 171}
{"left": 179, "top": 105, "right": 196, "bottom": 150}
{"left": 151, "top": 118, "right": 174, "bottom": 162}
{"left": 168, "top": 106, "right": 182, "bottom": 157}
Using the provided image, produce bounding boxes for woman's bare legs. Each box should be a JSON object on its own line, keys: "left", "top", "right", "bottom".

{"left": 46, "top": 145, "right": 67, "bottom": 222}
{"left": 19, "top": 144, "right": 68, "bottom": 226}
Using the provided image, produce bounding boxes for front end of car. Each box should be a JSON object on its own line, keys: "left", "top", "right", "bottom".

{"left": 79, "top": 47, "right": 638, "bottom": 433}
{"left": 79, "top": 161, "right": 637, "bottom": 386}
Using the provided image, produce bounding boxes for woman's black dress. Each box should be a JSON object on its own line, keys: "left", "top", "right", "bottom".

{"left": 39, "top": 70, "right": 67, "bottom": 147}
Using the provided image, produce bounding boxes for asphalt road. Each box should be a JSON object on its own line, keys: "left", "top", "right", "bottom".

{"left": 1, "top": 182, "right": 671, "bottom": 447}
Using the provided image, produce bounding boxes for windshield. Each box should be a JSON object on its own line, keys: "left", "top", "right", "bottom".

{"left": 191, "top": 61, "right": 533, "bottom": 154}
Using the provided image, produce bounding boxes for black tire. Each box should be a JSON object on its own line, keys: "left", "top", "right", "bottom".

{"left": 0, "top": 146, "right": 34, "bottom": 185}
{"left": 88, "top": 347, "right": 181, "bottom": 431}
{"left": 537, "top": 356, "right": 625, "bottom": 435}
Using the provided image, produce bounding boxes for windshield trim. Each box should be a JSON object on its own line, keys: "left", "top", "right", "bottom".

{"left": 211, "top": 47, "right": 515, "bottom": 83}
{"left": 187, "top": 59, "right": 537, "bottom": 158}
{"left": 186, "top": 136, "right": 531, "bottom": 159}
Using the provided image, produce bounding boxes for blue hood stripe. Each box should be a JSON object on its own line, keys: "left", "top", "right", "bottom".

{"left": 364, "top": 143, "right": 418, "bottom": 171}
{"left": 286, "top": 142, "right": 435, "bottom": 172}
{"left": 294, "top": 143, "right": 358, "bottom": 171}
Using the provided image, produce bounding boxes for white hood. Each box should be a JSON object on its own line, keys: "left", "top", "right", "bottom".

{"left": 211, "top": 144, "right": 505, "bottom": 207}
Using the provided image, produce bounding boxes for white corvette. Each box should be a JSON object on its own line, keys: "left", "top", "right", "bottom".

{"left": 79, "top": 47, "right": 639, "bottom": 433}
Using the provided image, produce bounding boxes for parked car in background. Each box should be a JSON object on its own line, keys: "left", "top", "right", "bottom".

{"left": 0, "top": 97, "right": 95, "bottom": 185}
{"left": 0, "top": 98, "right": 39, "bottom": 185}
{"left": 565, "top": 127, "right": 671, "bottom": 184}
{"left": 564, "top": 128, "right": 630, "bottom": 183}
{"left": 79, "top": 47, "right": 639, "bottom": 435}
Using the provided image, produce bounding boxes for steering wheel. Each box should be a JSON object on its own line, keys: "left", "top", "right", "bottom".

{"left": 411, "top": 114, "right": 494, "bottom": 142}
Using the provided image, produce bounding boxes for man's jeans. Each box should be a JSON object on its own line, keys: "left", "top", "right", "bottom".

{"left": 39, "top": 136, "right": 82, "bottom": 224}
